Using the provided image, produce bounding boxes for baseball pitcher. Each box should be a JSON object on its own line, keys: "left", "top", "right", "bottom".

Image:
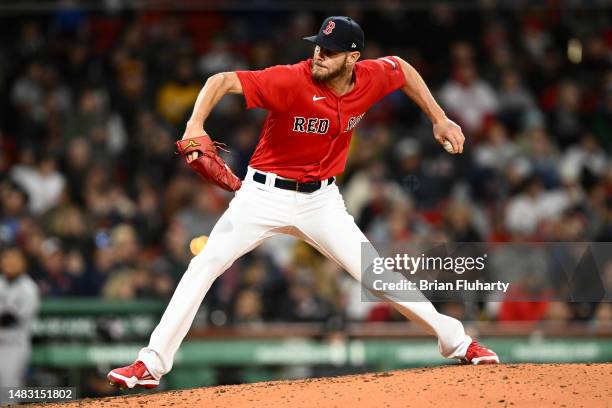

{"left": 108, "top": 16, "right": 499, "bottom": 389}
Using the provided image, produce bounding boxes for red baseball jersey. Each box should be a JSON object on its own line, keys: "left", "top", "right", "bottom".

{"left": 236, "top": 56, "right": 406, "bottom": 182}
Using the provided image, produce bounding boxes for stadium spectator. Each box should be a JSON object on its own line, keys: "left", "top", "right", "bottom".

{"left": 505, "top": 176, "right": 573, "bottom": 237}
{"left": 0, "top": 179, "right": 29, "bottom": 246}
{"left": 33, "top": 238, "right": 75, "bottom": 296}
{"left": 156, "top": 56, "right": 200, "bottom": 127}
{"left": 439, "top": 61, "right": 499, "bottom": 135}
{"left": 11, "top": 153, "right": 65, "bottom": 215}
{"left": 496, "top": 69, "right": 538, "bottom": 133}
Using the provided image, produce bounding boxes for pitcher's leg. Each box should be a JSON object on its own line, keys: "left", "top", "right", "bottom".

{"left": 138, "top": 186, "right": 284, "bottom": 379}
{"left": 295, "top": 186, "right": 471, "bottom": 359}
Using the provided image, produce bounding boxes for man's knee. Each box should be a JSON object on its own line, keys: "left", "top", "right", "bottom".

{"left": 188, "top": 250, "right": 232, "bottom": 278}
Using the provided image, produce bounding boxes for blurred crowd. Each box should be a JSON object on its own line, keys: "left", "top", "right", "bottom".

{"left": 0, "top": 3, "right": 610, "bottom": 328}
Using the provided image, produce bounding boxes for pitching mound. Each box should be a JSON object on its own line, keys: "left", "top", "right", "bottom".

{"left": 38, "top": 363, "right": 610, "bottom": 407}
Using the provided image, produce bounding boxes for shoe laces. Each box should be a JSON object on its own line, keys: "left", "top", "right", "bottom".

{"left": 132, "top": 360, "right": 146, "bottom": 371}
{"left": 469, "top": 341, "right": 490, "bottom": 353}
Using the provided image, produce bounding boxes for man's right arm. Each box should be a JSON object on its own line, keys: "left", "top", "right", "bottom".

{"left": 182, "top": 72, "right": 243, "bottom": 160}
{"left": 183, "top": 72, "right": 242, "bottom": 139}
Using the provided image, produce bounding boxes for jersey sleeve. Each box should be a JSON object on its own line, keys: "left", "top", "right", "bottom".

{"left": 363, "top": 56, "right": 407, "bottom": 98}
{"left": 235, "top": 64, "right": 297, "bottom": 112}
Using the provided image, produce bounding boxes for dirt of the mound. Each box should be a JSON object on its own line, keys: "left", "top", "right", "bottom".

{"left": 30, "top": 363, "right": 610, "bottom": 408}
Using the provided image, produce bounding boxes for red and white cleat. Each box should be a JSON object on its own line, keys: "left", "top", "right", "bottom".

{"left": 462, "top": 341, "right": 500, "bottom": 365}
{"left": 107, "top": 360, "right": 160, "bottom": 389}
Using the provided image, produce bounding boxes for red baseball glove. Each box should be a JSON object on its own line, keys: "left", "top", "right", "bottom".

{"left": 175, "top": 135, "right": 242, "bottom": 192}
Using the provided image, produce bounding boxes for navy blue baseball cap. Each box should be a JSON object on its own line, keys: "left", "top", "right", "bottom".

{"left": 304, "top": 16, "right": 364, "bottom": 52}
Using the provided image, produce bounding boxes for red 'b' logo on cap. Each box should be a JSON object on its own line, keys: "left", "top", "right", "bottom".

{"left": 323, "top": 21, "right": 335, "bottom": 35}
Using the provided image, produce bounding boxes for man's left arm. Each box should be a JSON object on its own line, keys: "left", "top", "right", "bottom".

{"left": 394, "top": 57, "right": 464, "bottom": 154}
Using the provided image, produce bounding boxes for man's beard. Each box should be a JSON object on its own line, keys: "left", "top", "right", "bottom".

{"left": 311, "top": 56, "right": 349, "bottom": 82}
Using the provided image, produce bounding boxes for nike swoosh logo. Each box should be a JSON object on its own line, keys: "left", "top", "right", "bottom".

{"left": 312, "top": 95, "right": 326, "bottom": 101}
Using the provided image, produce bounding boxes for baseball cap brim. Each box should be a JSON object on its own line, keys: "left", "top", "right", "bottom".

{"left": 303, "top": 35, "right": 349, "bottom": 52}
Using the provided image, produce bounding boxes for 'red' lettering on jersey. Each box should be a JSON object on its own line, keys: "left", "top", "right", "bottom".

{"left": 236, "top": 56, "right": 406, "bottom": 182}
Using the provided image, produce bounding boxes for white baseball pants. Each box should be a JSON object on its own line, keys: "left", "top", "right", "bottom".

{"left": 138, "top": 167, "right": 471, "bottom": 379}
